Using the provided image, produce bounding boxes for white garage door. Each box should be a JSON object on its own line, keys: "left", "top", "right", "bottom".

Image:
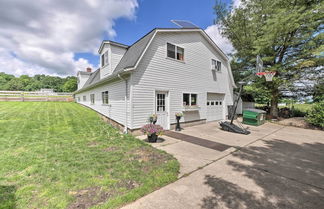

{"left": 207, "top": 93, "right": 225, "bottom": 121}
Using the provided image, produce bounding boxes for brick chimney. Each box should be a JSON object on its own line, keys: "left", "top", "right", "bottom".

{"left": 86, "top": 67, "right": 92, "bottom": 73}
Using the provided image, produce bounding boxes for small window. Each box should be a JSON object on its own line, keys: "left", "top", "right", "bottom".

{"left": 212, "top": 59, "right": 221, "bottom": 71}
{"left": 101, "top": 54, "right": 105, "bottom": 67}
{"left": 83, "top": 96, "right": 86, "bottom": 101}
{"left": 211, "top": 101, "right": 215, "bottom": 105}
{"left": 183, "top": 93, "right": 190, "bottom": 106}
{"left": 102, "top": 91, "right": 109, "bottom": 104}
{"left": 183, "top": 93, "right": 198, "bottom": 106}
{"left": 212, "top": 59, "right": 217, "bottom": 70}
{"left": 177, "top": 46, "right": 184, "bottom": 61}
{"left": 216, "top": 101, "right": 219, "bottom": 105}
{"left": 207, "top": 101, "right": 210, "bottom": 106}
{"left": 101, "top": 51, "right": 109, "bottom": 67}
{"left": 216, "top": 61, "right": 221, "bottom": 71}
{"left": 167, "top": 43, "right": 176, "bottom": 59}
{"left": 191, "top": 94, "right": 197, "bottom": 106}
{"left": 77, "top": 97, "right": 80, "bottom": 102}
{"left": 167, "top": 43, "right": 184, "bottom": 61}
{"left": 219, "top": 101, "right": 222, "bottom": 105}
{"left": 90, "top": 94, "right": 95, "bottom": 104}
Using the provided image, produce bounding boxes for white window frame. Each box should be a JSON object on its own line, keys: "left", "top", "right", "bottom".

{"left": 83, "top": 95, "right": 86, "bottom": 101}
{"left": 102, "top": 91, "right": 109, "bottom": 105}
{"left": 183, "top": 93, "right": 198, "bottom": 107}
{"left": 90, "top": 94, "right": 95, "bottom": 105}
{"left": 167, "top": 43, "right": 184, "bottom": 61}
{"left": 101, "top": 50, "right": 109, "bottom": 67}
{"left": 211, "top": 59, "right": 221, "bottom": 72}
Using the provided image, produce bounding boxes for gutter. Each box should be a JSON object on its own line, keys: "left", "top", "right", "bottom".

{"left": 118, "top": 73, "right": 128, "bottom": 134}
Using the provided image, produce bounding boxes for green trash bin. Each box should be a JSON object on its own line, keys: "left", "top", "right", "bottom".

{"left": 243, "top": 109, "right": 266, "bottom": 126}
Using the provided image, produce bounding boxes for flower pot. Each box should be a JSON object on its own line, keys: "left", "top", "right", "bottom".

{"left": 149, "top": 118, "right": 157, "bottom": 124}
{"left": 147, "top": 133, "right": 158, "bottom": 142}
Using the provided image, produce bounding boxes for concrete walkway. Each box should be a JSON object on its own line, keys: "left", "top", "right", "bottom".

{"left": 124, "top": 122, "right": 324, "bottom": 209}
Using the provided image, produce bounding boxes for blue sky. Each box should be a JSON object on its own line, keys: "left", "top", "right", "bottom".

{"left": 75, "top": 0, "right": 232, "bottom": 69}
{"left": 0, "top": 0, "right": 235, "bottom": 76}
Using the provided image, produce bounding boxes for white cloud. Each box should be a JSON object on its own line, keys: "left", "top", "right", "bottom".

{"left": 0, "top": 0, "right": 138, "bottom": 76}
{"left": 232, "top": 0, "right": 242, "bottom": 9}
{"left": 205, "top": 24, "right": 234, "bottom": 55}
{"left": 205, "top": 0, "right": 242, "bottom": 56}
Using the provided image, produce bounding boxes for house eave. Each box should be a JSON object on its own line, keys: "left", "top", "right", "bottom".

{"left": 73, "top": 70, "right": 132, "bottom": 95}
{"left": 98, "top": 41, "right": 129, "bottom": 54}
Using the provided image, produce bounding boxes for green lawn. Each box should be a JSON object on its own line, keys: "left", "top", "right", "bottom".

{"left": 0, "top": 102, "right": 179, "bottom": 209}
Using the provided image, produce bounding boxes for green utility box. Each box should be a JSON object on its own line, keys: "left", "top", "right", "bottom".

{"left": 243, "top": 109, "right": 266, "bottom": 126}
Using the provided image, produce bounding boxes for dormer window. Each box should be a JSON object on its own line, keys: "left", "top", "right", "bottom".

{"left": 101, "top": 51, "right": 109, "bottom": 67}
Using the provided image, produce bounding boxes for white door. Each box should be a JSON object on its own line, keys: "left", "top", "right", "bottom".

{"left": 207, "top": 93, "right": 225, "bottom": 121}
{"left": 155, "top": 92, "right": 169, "bottom": 130}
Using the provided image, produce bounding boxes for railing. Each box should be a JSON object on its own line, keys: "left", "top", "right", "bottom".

{"left": 0, "top": 91, "right": 74, "bottom": 102}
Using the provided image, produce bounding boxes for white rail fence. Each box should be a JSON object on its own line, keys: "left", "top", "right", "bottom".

{"left": 0, "top": 91, "right": 74, "bottom": 102}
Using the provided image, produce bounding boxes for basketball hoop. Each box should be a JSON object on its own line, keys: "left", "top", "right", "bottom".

{"left": 256, "top": 71, "right": 276, "bottom": 82}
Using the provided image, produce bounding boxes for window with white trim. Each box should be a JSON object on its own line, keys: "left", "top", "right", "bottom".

{"left": 101, "top": 51, "right": 109, "bottom": 67}
{"left": 212, "top": 59, "right": 221, "bottom": 71}
{"left": 183, "top": 93, "right": 198, "bottom": 106}
{"left": 167, "top": 43, "right": 184, "bottom": 61}
{"left": 156, "top": 93, "right": 166, "bottom": 112}
{"left": 90, "top": 94, "right": 95, "bottom": 104}
{"left": 83, "top": 96, "right": 86, "bottom": 101}
{"left": 102, "top": 91, "right": 109, "bottom": 104}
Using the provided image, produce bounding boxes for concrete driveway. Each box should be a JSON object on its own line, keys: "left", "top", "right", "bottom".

{"left": 123, "top": 122, "right": 324, "bottom": 209}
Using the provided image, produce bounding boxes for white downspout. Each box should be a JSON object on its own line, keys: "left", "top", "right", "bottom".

{"left": 118, "top": 74, "right": 128, "bottom": 134}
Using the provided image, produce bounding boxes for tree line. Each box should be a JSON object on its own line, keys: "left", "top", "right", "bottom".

{"left": 0, "top": 72, "right": 77, "bottom": 92}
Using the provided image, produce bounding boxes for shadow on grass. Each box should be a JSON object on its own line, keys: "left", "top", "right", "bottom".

{"left": 201, "top": 139, "right": 324, "bottom": 209}
{"left": 0, "top": 185, "right": 16, "bottom": 209}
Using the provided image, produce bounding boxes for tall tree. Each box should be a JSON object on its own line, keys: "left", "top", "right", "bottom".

{"left": 214, "top": 0, "right": 323, "bottom": 117}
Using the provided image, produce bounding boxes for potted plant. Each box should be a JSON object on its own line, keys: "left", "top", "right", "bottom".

{"left": 141, "top": 124, "right": 164, "bottom": 142}
{"left": 148, "top": 114, "right": 158, "bottom": 124}
{"left": 175, "top": 112, "right": 183, "bottom": 131}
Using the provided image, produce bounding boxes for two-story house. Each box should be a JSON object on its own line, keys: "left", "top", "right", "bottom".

{"left": 74, "top": 28, "right": 236, "bottom": 134}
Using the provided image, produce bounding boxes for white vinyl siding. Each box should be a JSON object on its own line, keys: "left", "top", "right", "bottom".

{"left": 110, "top": 45, "right": 127, "bottom": 73}
{"left": 75, "top": 79, "right": 131, "bottom": 128}
{"left": 131, "top": 31, "right": 233, "bottom": 129}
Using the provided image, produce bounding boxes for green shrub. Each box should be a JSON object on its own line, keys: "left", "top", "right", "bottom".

{"left": 306, "top": 101, "right": 324, "bottom": 128}
{"left": 291, "top": 108, "right": 306, "bottom": 117}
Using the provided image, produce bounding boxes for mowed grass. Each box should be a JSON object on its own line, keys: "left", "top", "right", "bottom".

{"left": 0, "top": 102, "right": 179, "bottom": 209}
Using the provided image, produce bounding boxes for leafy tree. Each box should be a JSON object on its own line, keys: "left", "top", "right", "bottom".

{"left": 214, "top": 0, "right": 324, "bottom": 117}
{"left": 62, "top": 77, "right": 77, "bottom": 92}
{"left": 6, "top": 78, "right": 24, "bottom": 91}
{"left": 313, "top": 80, "right": 324, "bottom": 102}
{"left": 0, "top": 72, "right": 77, "bottom": 92}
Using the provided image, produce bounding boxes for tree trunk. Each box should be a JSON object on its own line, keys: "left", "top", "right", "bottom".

{"left": 270, "top": 89, "right": 279, "bottom": 118}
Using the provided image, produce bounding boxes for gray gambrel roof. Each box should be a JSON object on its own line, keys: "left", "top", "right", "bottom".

{"left": 112, "top": 29, "right": 155, "bottom": 74}
{"left": 76, "top": 29, "right": 156, "bottom": 92}
{"left": 82, "top": 68, "right": 101, "bottom": 89}
{"left": 75, "top": 28, "right": 235, "bottom": 93}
